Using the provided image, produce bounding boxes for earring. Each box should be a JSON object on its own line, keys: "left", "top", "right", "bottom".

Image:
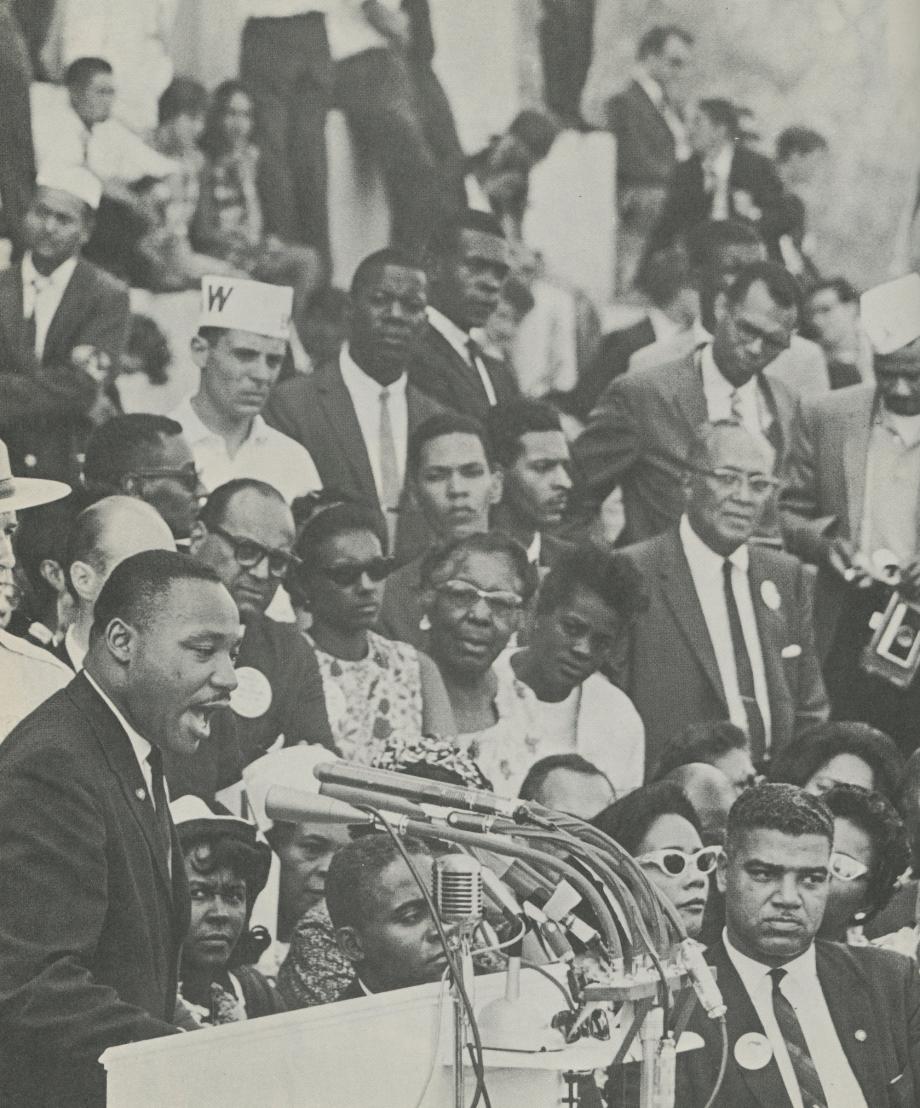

{"left": 419, "top": 613, "right": 431, "bottom": 631}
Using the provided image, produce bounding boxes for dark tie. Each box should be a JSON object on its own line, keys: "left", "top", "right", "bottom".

{"left": 466, "top": 337, "right": 497, "bottom": 407}
{"left": 769, "top": 968, "right": 828, "bottom": 1108}
{"left": 722, "top": 559, "right": 766, "bottom": 759}
{"left": 146, "top": 746, "right": 173, "bottom": 875}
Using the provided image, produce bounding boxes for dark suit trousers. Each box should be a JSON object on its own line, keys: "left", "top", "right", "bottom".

{"left": 240, "top": 14, "right": 332, "bottom": 257}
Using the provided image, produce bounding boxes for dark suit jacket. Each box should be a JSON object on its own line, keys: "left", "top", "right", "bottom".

{"left": 570, "top": 315, "right": 656, "bottom": 420}
{"left": 621, "top": 528, "right": 828, "bottom": 770}
{"left": 780, "top": 384, "right": 877, "bottom": 654}
{"left": 408, "top": 320, "right": 519, "bottom": 422}
{"left": 678, "top": 939, "right": 920, "bottom": 1108}
{"left": 572, "top": 351, "right": 800, "bottom": 545}
{"left": 605, "top": 80, "right": 677, "bottom": 187}
{"left": 265, "top": 356, "right": 445, "bottom": 565}
{"left": 648, "top": 145, "right": 788, "bottom": 259}
{"left": 0, "top": 673, "right": 188, "bottom": 1107}
{"left": 0, "top": 8, "right": 35, "bottom": 253}
{"left": 0, "top": 257, "right": 130, "bottom": 483}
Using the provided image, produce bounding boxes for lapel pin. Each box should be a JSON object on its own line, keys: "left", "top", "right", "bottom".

{"left": 135, "top": 787, "right": 147, "bottom": 801}
{"left": 734, "top": 1031, "right": 773, "bottom": 1070}
{"left": 760, "top": 580, "right": 781, "bottom": 611}
{"left": 854, "top": 1029, "right": 867, "bottom": 1042}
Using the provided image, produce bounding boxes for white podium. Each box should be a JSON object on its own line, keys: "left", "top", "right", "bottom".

{"left": 102, "top": 968, "right": 615, "bottom": 1107}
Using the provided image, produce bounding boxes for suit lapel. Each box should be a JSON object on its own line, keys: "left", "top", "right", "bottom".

{"left": 668, "top": 354, "right": 709, "bottom": 437}
{"left": 657, "top": 531, "right": 726, "bottom": 702}
{"left": 424, "top": 323, "right": 487, "bottom": 408}
{"left": 316, "top": 362, "right": 380, "bottom": 505}
{"left": 816, "top": 943, "right": 887, "bottom": 1101}
{"left": 43, "top": 258, "right": 86, "bottom": 363}
{"left": 0, "top": 267, "right": 29, "bottom": 361}
{"left": 748, "top": 549, "right": 786, "bottom": 717}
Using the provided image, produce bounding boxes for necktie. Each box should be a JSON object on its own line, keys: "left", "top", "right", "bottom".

{"left": 466, "top": 337, "right": 498, "bottom": 407}
{"left": 146, "top": 746, "right": 173, "bottom": 876}
{"left": 769, "top": 968, "right": 828, "bottom": 1108}
{"left": 722, "top": 559, "right": 766, "bottom": 759}
{"left": 378, "top": 388, "right": 400, "bottom": 555}
{"left": 24, "top": 275, "right": 47, "bottom": 356}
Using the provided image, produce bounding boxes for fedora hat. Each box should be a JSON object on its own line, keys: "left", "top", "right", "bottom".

{"left": 0, "top": 440, "right": 70, "bottom": 513}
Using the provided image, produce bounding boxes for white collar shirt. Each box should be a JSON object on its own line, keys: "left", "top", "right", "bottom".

{"left": 21, "top": 252, "right": 78, "bottom": 360}
{"left": 679, "top": 515, "right": 772, "bottom": 747}
{"left": 722, "top": 932, "right": 867, "bottom": 1108}
{"left": 699, "top": 342, "right": 773, "bottom": 442}
{"left": 647, "top": 307, "right": 684, "bottom": 343}
{"left": 324, "top": 0, "right": 398, "bottom": 61}
{"left": 702, "top": 143, "right": 735, "bottom": 220}
{"left": 338, "top": 344, "right": 408, "bottom": 503}
{"left": 83, "top": 670, "right": 157, "bottom": 805}
{"left": 634, "top": 69, "right": 690, "bottom": 161}
{"left": 64, "top": 624, "right": 87, "bottom": 672}
{"left": 0, "top": 628, "right": 71, "bottom": 743}
{"left": 169, "top": 396, "right": 322, "bottom": 504}
{"left": 426, "top": 306, "right": 498, "bottom": 406}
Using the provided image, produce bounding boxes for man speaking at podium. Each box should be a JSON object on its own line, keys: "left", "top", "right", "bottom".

{"left": 0, "top": 550, "right": 241, "bottom": 1107}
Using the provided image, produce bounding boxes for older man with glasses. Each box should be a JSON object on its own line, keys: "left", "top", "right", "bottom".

{"left": 621, "top": 419, "right": 828, "bottom": 776}
{"left": 173, "top": 477, "right": 334, "bottom": 801}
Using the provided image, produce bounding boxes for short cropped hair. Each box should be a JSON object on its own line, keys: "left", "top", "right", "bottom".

{"left": 179, "top": 819, "right": 272, "bottom": 907}
{"left": 685, "top": 219, "right": 765, "bottom": 274}
{"left": 12, "top": 494, "right": 88, "bottom": 601}
{"left": 486, "top": 398, "right": 563, "bottom": 468}
{"left": 808, "top": 276, "right": 859, "bottom": 306}
{"left": 407, "top": 412, "right": 494, "bottom": 476}
{"left": 325, "top": 833, "right": 431, "bottom": 931}
{"left": 724, "top": 259, "right": 802, "bottom": 320}
{"left": 426, "top": 210, "right": 505, "bottom": 263}
{"left": 197, "top": 478, "right": 287, "bottom": 532}
{"left": 697, "top": 98, "right": 740, "bottom": 140}
{"left": 769, "top": 721, "right": 904, "bottom": 803}
{"left": 292, "top": 500, "right": 387, "bottom": 577}
{"left": 91, "top": 549, "right": 222, "bottom": 637}
{"left": 776, "top": 126, "right": 828, "bottom": 163}
{"left": 685, "top": 419, "right": 772, "bottom": 475}
{"left": 637, "top": 25, "right": 694, "bottom": 60}
{"left": 65, "top": 57, "right": 112, "bottom": 91}
{"left": 83, "top": 414, "right": 184, "bottom": 491}
{"left": 535, "top": 545, "right": 646, "bottom": 624}
{"left": 725, "top": 783, "right": 833, "bottom": 856}
{"left": 419, "top": 531, "right": 539, "bottom": 603}
{"left": 656, "top": 720, "right": 749, "bottom": 779}
{"left": 518, "top": 753, "right": 611, "bottom": 803}
{"left": 822, "top": 784, "right": 909, "bottom": 916}
{"left": 592, "top": 781, "right": 702, "bottom": 855}
{"left": 350, "top": 247, "right": 426, "bottom": 299}
{"left": 157, "top": 77, "right": 208, "bottom": 125}
{"left": 635, "top": 246, "right": 693, "bottom": 306}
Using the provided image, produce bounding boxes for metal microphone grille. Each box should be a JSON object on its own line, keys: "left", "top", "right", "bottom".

{"left": 433, "top": 854, "right": 484, "bottom": 926}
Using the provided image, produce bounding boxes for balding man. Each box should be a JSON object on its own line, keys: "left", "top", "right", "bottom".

{"left": 663, "top": 762, "right": 737, "bottom": 843}
{"left": 56, "top": 496, "right": 175, "bottom": 671}
{"left": 0, "top": 167, "right": 130, "bottom": 483}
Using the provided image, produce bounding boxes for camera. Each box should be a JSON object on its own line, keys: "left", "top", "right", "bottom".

{"left": 861, "top": 591, "right": 920, "bottom": 689}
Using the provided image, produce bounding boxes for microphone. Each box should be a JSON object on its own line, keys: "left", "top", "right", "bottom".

{"left": 318, "top": 781, "right": 431, "bottom": 821}
{"left": 264, "top": 787, "right": 374, "bottom": 826}
{"left": 313, "top": 761, "right": 528, "bottom": 819}
{"left": 433, "top": 853, "right": 484, "bottom": 930}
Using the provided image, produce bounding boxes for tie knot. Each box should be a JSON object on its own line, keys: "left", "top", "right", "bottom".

{"left": 146, "top": 746, "right": 164, "bottom": 776}
{"left": 723, "top": 558, "right": 734, "bottom": 580}
{"left": 466, "top": 337, "right": 482, "bottom": 363}
{"left": 769, "top": 967, "right": 787, "bottom": 989}
{"left": 380, "top": 387, "right": 389, "bottom": 403}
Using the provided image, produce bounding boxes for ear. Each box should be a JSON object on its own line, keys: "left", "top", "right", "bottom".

{"left": 716, "top": 850, "right": 728, "bottom": 895}
{"left": 103, "top": 616, "right": 137, "bottom": 665}
{"left": 68, "top": 560, "right": 97, "bottom": 604}
{"left": 39, "top": 559, "right": 67, "bottom": 595}
{"left": 188, "top": 520, "right": 208, "bottom": 556}
{"left": 189, "top": 333, "right": 210, "bottom": 370}
{"left": 335, "top": 925, "right": 365, "bottom": 967}
{"left": 487, "top": 468, "right": 504, "bottom": 507}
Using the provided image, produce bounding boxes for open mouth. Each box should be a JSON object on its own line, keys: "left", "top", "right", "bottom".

{"left": 184, "top": 701, "right": 228, "bottom": 740}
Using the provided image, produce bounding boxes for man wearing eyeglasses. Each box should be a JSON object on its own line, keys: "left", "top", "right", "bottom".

{"left": 169, "top": 275, "right": 322, "bottom": 506}
{"left": 574, "top": 260, "right": 804, "bottom": 546}
{"left": 678, "top": 783, "right": 920, "bottom": 1108}
{"left": 176, "top": 477, "right": 334, "bottom": 801}
{"left": 621, "top": 420, "right": 827, "bottom": 775}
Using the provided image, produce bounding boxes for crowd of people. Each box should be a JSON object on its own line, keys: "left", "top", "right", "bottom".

{"left": 0, "top": 4, "right": 918, "bottom": 1107}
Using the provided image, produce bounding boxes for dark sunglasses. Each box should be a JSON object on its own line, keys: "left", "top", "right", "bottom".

{"left": 210, "top": 525, "right": 299, "bottom": 579}
{"left": 319, "top": 557, "right": 394, "bottom": 587}
{"left": 127, "top": 464, "right": 201, "bottom": 493}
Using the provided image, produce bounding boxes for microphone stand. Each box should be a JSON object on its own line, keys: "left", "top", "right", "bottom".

{"left": 450, "top": 919, "right": 476, "bottom": 1108}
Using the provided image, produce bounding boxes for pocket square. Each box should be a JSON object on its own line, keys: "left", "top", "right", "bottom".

{"left": 781, "top": 644, "right": 802, "bottom": 659}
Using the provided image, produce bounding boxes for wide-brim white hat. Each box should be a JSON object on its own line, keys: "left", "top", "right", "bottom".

{"left": 0, "top": 440, "right": 70, "bottom": 513}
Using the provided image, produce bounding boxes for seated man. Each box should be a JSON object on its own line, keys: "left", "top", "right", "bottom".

{"left": 678, "top": 782, "right": 920, "bottom": 1106}
{"left": 0, "top": 167, "right": 130, "bottom": 483}
{"left": 325, "top": 833, "right": 448, "bottom": 1000}
{"left": 518, "top": 753, "right": 615, "bottom": 820}
{"left": 496, "top": 545, "right": 647, "bottom": 799}
{"left": 83, "top": 414, "right": 206, "bottom": 544}
{"left": 655, "top": 720, "right": 758, "bottom": 799}
{"left": 377, "top": 411, "right": 502, "bottom": 648}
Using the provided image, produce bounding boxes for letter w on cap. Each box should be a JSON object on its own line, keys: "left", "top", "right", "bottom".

{"left": 208, "top": 285, "right": 234, "bottom": 312}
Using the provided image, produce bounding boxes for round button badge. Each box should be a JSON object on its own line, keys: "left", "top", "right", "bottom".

{"left": 734, "top": 1031, "right": 773, "bottom": 1070}
{"left": 230, "top": 667, "right": 273, "bottom": 719}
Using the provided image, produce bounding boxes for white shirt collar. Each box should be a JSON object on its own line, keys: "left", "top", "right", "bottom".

{"left": 633, "top": 68, "right": 665, "bottom": 108}
{"left": 64, "top": 624, "right": 87, "bottom": 671}
{"left": 699, "top": 341, "right": 758, "bottom": 401}
{"left": 82, "top": 670, "right": 153, "bottom": 781}
{"left": 704, "top": 143, "right": 735, "bottom": 178}
{"left": 22, "top": 251, "right": 78, "bottom": 291}
{"left": 526, "top": 531, "right": 542, "bottom": 565}
{"left": 426, "top": 306, "right": 472, "bottom": 361}
{"left": 647, "top": 307, "right": 683, "bottom": 342}
{"left": 679, "top": 513, "right": 749, "bottom": 574}
{"left": 177, "top": 395, "right": 270, "bottom": 449}
{"left": 723, "top": 927, "right": 817, "bottom": 988}
{"left": 338, "top": 343, "right": 407, "bottom": 398}
{"left": 692, "top": 317, "right": 712, "bottom": 347}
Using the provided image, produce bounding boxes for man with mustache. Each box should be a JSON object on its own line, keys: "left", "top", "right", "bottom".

{"left": 678, "top": 783, "right": 920, "bottom": 1107}
{"left": 621, "top": 420, "right": 827, "bottom": 776}
{"left": 0, "top": 550, "right": 241, "bottom": 1106}
{"left": 169, "top": 275, "right": 322, "bottom": 505}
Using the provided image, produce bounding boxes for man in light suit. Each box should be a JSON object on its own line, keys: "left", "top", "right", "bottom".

{"left": 0, "top": 550, "right": 241, "bottom": 1106}
{"left": 574, "top": 260, "right": 803, "bottom": 546}
{"left": 409, "top": 209, "right": 519, "bottom": 422}
{"left": 621, "top": 421, "right": 827, "bottom": 773}
{"left": 678, "top": 783, "right": 920, "bottom": 1107}
{"left": 781, "top": 273, "right": 920, "bottom": 754}
{"left": 0, "top": 167, "right": 129, "bottom": 484}
{"left": 265, "top": 248, "right": 444, "bottom": 564}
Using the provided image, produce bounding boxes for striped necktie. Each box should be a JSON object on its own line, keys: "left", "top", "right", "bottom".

{"left": 378, "top": 387, "right": 400, "bottom": 554}
{"left": 769, "top": 968, "right": 827, "bottom": 1108}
